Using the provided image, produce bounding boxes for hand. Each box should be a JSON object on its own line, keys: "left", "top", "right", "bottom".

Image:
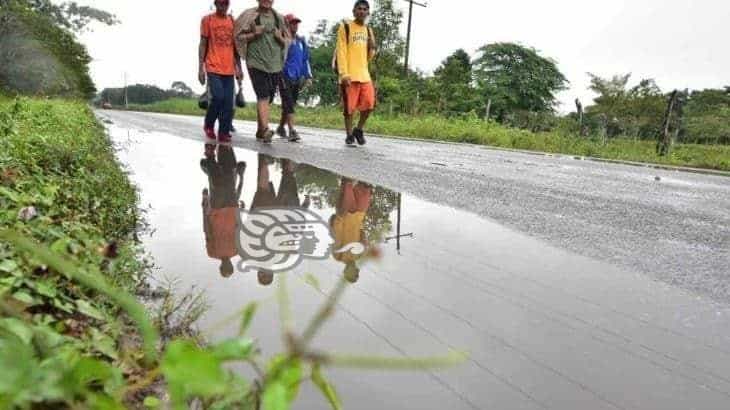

{"left": 253, "top": 25, "right": 265, "bottom": 37}
{"left": 235, "top": 65, "right": 243, "bottom": 81}
{"left": 341, "top": 76, "right": 351, "bottom": 87}
{"left": 304, "top": 78, "right": 313, "bottom": 88}
{"left": 273, "top": 29, "right": 286, "bottom": 44}
{"left": 198, "top": 66, "right": 206, "bottom": 85}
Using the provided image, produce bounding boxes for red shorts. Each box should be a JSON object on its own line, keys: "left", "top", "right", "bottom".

{"left": 341, "top": 82, "right": 375, "bottom": 115}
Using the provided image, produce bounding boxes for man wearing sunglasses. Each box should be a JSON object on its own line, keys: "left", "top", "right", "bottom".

{"left": 199, "top": 0, "right": 243, "bottom": 143}
{"left": 234, "top": 0, "right": 290, "bottom": 144}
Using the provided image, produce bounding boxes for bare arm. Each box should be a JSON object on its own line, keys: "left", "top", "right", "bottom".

{"left": 198, "top": 36, "right": 208, "bottom": 85}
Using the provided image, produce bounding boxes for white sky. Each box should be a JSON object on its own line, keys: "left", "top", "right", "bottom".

{"left": 79, "top": 0, "right": 730, "bottom": 112}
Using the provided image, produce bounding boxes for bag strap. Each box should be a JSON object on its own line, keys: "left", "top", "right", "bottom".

{"left": 255, "top": 12, "right": 280, "bottom": 29}
{"left": 343, "top": 20, "right": 350, "bottom": 44}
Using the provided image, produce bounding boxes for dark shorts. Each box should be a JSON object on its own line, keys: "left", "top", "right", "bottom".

{"left": 281, "top": 77, "right": 302, "bottom": 115}
{"left": 248, "top": 67, "right": 295, "bottom": 112}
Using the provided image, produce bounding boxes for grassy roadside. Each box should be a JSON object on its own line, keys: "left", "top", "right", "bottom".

{"left": 129, "top": 98, "right": 730, "bottom": 172}
{"left": 0, "top": 97, "right": 156, "bottom": 407}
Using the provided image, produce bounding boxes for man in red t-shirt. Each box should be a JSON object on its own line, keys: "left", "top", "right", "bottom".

{"left": 198, "top": 0, "right": 243, "bottom": 143}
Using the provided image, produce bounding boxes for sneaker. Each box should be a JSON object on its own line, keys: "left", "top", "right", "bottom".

{"left": 353, "top": 128, "right": 366, "bottom": 146}
{"left": 345, "top": 133, "right": 355, "bottom": 146}
{"left": 257, "top": 129, "right": 273, "bottom": 144}
{"left": 288, "top": 129, "right": 301, "bottom": 142}
{"left": 218, "top": 133, "right": 232, "bottom": 143}
{"left": 204, "top": 126, "right": 216, "bottom": 141}
{"left": 276, "top": 125, "right": 287, "bottom": 138}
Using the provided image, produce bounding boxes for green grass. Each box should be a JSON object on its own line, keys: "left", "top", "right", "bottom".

{"left": 128, "top": 98, "right": 730, "bottom": 172}
{"left": 0, "top": 97, "right": 151, "bottom": 407}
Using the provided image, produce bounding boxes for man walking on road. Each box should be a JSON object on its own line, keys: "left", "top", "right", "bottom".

{"left": 234, "top": 0, "right": 290, "bottom": 144}
{"left": 276, "top": 13, "right": 312, "bottom": 142}
{"left": 335, "top": 0, "right": 376, "bottom": 146}
{"left": 199, "top": 0, "right": 243, "bottom": 143}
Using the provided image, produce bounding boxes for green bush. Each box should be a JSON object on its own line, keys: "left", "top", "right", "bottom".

{"left": 130, "top": 98, "right": 730, "bottom": 172}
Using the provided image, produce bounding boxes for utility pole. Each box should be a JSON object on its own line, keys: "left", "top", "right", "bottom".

{"left": 123, "top": 72, "right": 128, "bottom": 109}
{"left": 403, "top": 0, "right": 427, "bottom": 74}
{"left": 385, "top": 193, "right": 414, "bottom": 254}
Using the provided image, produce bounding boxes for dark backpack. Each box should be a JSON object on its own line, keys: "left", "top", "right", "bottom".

{"left": 332, "top": 20, "right": 374, "bottom": 74}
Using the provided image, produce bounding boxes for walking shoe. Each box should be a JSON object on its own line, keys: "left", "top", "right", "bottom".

{"left": 204, "top": 126, "right": 216, "bottom": 141}
{"left": 257, "top": 129, "right": 273, "bottom": 144}
{"left": 218, "top": 133, "right": 232, "bottom": 143}
{"left": 345, "top": 133, "right": 355, "bottom": 146}
{"left": 288, "top": 129, "right": 301, "bottom": 142}
{"left": 353, "top": 128, "right": 366, "bottom": 146}
{"left": 276, "top": 125, "right": 287, "bottom": 138}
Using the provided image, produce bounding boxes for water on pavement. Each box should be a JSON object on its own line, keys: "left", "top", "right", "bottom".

{"left": 109, "top": 124, "right": 730, "bottom": 410}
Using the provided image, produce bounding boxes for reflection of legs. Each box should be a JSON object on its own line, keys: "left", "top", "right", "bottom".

{"left": 338, "top": 179, "right": 356, "bottom": 214}
{"left": 353, "top": 183, "right": 372, "bottom": 213}
{"left": 257, "top": 155, "right": 270, "bottom": 189}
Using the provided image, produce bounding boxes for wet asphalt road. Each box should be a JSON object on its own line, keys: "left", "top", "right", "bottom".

{"left": 99, "top": 110, "right": 730, "bottom": 304}
{"left": 99, "top": 110, "right": 730, "bottom": 410}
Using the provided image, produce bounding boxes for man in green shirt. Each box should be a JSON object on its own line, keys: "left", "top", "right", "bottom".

{"left": 235, "top": 0, "right": 291, "bottom": 143}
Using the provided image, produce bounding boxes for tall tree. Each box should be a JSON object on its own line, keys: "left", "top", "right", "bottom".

{"left": 433, "top": 49, "right": 477, "bottom": 115}
{"left": 1, "top": 0, "right": 117, "bottom": 97}
{"left": 368, "top": 0, "right": 405, "bottom": 78}
{"left": 473, "top": 42, "right": 568, "bottom": 119}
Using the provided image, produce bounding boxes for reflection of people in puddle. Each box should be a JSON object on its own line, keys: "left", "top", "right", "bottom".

{"left": 248, "top": 155, "right": 313, "bottom": 286}
{"left": 250, "top": 154, "right": 277, "bottom": 286}
{"left": 201, "top": 144, "right": 245, "bottom": 277}
{"left": 331, "top": 177, "right": 372, "bottom": 283}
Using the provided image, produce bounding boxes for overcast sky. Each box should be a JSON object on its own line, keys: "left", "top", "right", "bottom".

{"left": 79, "top": 0, "right": 730, "bottom": 112}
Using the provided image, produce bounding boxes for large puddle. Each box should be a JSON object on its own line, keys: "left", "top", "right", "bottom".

{"left": 109, "top": 124, "right": 730, "bottom": 410}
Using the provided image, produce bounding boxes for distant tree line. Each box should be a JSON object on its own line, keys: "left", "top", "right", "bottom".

{"left": 98, "top": 82, "right": 196, "bottom": 106}
{"left": 299, "top": 0, "right": 729, "bottom": 145}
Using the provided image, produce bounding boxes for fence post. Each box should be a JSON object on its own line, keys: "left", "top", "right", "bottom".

{"left": 657, "top": 90, "right": 678, "bottom": 156}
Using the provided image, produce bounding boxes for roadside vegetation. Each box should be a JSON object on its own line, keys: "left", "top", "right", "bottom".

{"left": 129, "top": 98, "right": 730, "bottom": 172}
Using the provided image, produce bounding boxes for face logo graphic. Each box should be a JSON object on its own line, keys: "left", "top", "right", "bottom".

{"left": 236, "top": 207, "right": 357, "bottom": 273}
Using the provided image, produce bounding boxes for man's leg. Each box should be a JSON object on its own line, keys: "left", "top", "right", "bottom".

{"left": 357, "top": 110, "right": 371, "bottom": 130}
{"left": 205, "top": 74, "right": 224, "bottom": 133}
{"left": 256, "top": 98, "right": 270, "bottom": 134}
{"left": 353, "top": 82, "right": 375, "bottom": 145}
{"left": 219, "top": 76, "right": 234, "bottom": 136}
{"left": 341, "top": 82, "right": 355, "bottom": 144}
{"left": 344, "top": 114, "right": 354, "bottom": 137}
{"left": 287, "top": 81, "right": 301, "bottom": 132}
{"left": 279, "top": 77, "right": 299, "bottom": 141}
